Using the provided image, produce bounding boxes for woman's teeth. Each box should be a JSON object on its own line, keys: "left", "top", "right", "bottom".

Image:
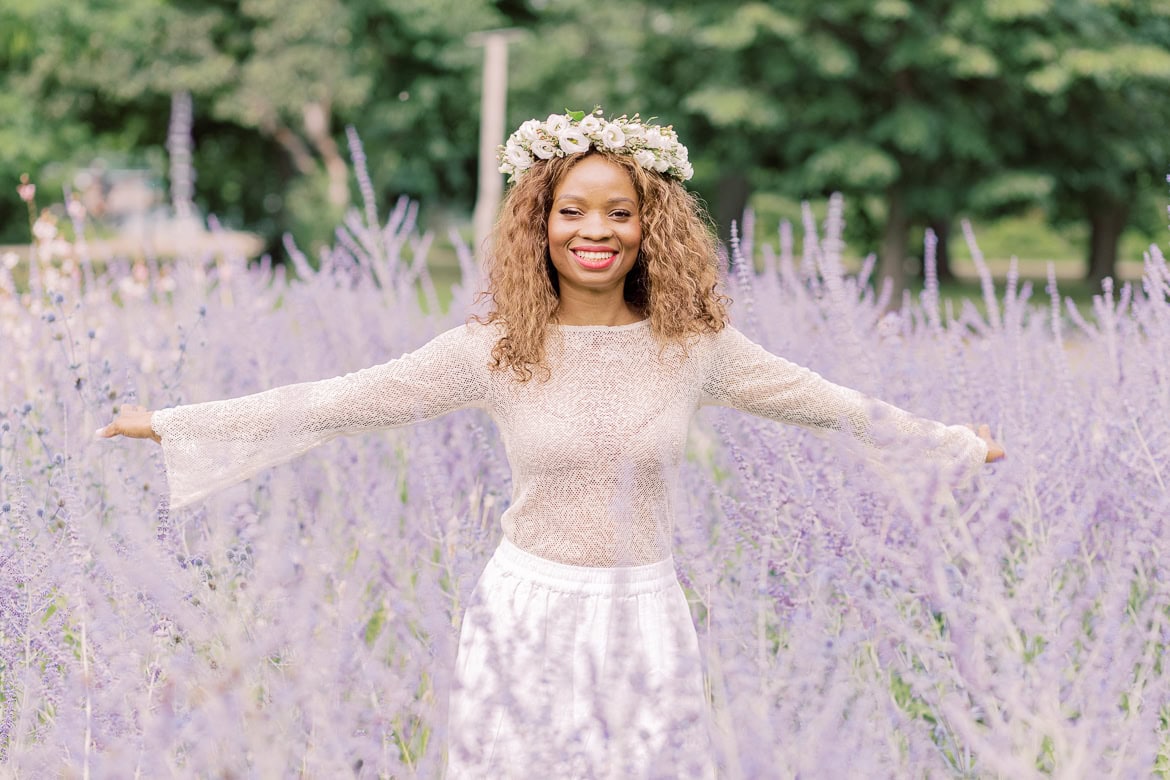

{"left": 574, "top": 250, "right": 614, "bottom": 260}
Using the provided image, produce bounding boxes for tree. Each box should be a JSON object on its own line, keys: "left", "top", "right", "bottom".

{"left": 0, "top": 0, "right": 225, "bottom": 243}
{"left": 986, "top": 0, "right": 1170, "bottom": 286}
{"left": 0, "top": 2, "right": 64, "bottom": 243}
{"left": 0, "top": 0, "right": 505, "bottom": 252}
{"left": 645, "top": 1, "right": 1023, "bottom": 298}
{"left": 640, "top": 1, "right": 1170, "bottom": 293}
{"left": 502, "top": 1, "right": 656, "bottom": 139}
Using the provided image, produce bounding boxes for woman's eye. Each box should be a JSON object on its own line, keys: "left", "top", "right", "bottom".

{"left": 559, "top": 208, "right": 582, "bottom": 216}
{"left": 611, "top": 210, "right": 631, "bottom": 218}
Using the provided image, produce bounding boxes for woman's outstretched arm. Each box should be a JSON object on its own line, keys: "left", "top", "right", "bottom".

{"left": 701, "top": 326, "right": 1005, "bottom": 478}
{"left": 97, "top": 322, "right": 492, "bottom": 508}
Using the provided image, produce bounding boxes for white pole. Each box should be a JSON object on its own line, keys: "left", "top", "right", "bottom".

{"left": 167, "top": 90, "right": 196, "bottom": 227}
{"left": 468, "top": 29, "right": 524, "bottom": 261}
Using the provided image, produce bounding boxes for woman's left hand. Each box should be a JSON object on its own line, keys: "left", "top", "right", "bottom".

{"left": 96, "top": 404, "right": 161, "bottom": 443}
{"left": 969, "top": 423, "right": 1005, "bottom": 462}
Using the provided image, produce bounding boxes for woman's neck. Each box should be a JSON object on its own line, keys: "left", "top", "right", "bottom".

{"left": 553, "top": 296, "right": 643, "bottom": 327}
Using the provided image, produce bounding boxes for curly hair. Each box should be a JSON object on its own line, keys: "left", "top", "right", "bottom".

{"left": 476, "top": 149, "right": 729, "bottom": 381}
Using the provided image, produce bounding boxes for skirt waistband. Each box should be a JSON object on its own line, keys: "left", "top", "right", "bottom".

{"left": 491, "top": 537, "right": 678, "bottom": 596}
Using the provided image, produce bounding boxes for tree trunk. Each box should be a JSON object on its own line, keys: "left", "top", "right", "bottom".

{"left": 303, "top": 100, "right": 349, "bottom": 208}
{"left": 880, "top": 186, "right": 910, "bottom": 304}
{"left": 714, "top": 172, "right": 751, "bottom": 257}
{"left": 927, "top": 218, "right": 955, "bottom": 282}
{"left": 265, "top": 119, "right": 318, "bottom": 176}
{"left": 1085, "top": 200, "right": 1129, "bottom": 288}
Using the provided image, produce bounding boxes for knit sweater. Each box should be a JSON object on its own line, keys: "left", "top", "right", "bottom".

{"left": 151, "top": 319, "right": 987, "bottom": 566}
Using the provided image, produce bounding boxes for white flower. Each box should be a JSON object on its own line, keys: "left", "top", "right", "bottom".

{"left": 32, "top": 217, "right": 57, "bottom": 242}
{"left": 504, "top": 141, "right": 533, "bottom": 171}
{"left": 500, "top": 112, "right": 692, "bottom": 183}
{"left": 531, "top": 139, "right": 558, "bottom": 159}
{"left": 118, "top": 275, "right": 146, "bottom": 300}
{"left": 600, "top": 123, "right": 626, "bottom": 149}
{"left": 557, "top": 128, "right": 590, "bottom": 154}
{"left": 644, "top": 127, "right": 666, "bottom": 149}
{"left": 578, "top": 115, "right": 603, "bottom": 136}
{"left": 633, "top": 149, "right": 657, "bottom": 170}
{"left": 517, "top": 119, "right": 543, "bottom": 142}
{"left": 545, "top": 114, "right": 570, "bottom": 134}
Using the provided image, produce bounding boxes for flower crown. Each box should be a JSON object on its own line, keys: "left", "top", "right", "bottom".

{"left": 498, "top": 109, "right": 694, "bottom": 183}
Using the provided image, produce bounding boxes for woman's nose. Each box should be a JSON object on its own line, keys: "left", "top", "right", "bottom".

{"left": 578, "top": 213, "right": 612, "bottom": 239}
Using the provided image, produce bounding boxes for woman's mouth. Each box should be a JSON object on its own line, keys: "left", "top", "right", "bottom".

{"left": 571, "top": 248, "right": 618, "bottom": 270}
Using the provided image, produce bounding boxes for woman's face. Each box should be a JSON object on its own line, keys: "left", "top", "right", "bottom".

{"left": 546, "top": 155, "right": 642, "bottom": 302}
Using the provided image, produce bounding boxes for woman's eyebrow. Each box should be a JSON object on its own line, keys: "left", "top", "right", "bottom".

{"left": 554, "top": 194, "right": 637, "bottom": 205}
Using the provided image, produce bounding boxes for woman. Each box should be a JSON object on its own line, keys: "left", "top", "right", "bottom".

{"left": 99, "top": 110, "right": 1005, "bottom": 777}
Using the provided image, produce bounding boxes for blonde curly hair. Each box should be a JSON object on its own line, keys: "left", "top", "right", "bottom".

{"left": 477, "top": 149, "right": 729, "bottom": 381}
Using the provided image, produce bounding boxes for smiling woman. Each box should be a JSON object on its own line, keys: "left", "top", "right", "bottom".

{"left": 98, "top": 109, "right": 1005, "bottom": 778}
{"left": 480, "top": 120, "right": 727, "bottom": 384}
{"left": 545, "top": 156, "right": 644, "bottom": 323}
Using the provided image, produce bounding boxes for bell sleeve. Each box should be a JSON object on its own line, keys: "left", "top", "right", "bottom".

{"left": 700, "top": 326, "right": 988, "bottom": 482}
{"left": 149, "top": 323, "right": 491, "bottom": 509}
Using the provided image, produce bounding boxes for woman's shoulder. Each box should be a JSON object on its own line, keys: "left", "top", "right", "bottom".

{"left": 683, "top": 322, "right": 769, "bottom": 372}
{"left": 687, "top": 320, "right": 745, "bottom": 350}
{"left": 432, "top": 317, "right": 502, "bottom": 350}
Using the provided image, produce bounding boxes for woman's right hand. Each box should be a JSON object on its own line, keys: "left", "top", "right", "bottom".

{"left": 96, "top": 404, "right": 161, "bottom": 443}
{"left": 968, "top": 423, "right": 1005, "bottom": 463}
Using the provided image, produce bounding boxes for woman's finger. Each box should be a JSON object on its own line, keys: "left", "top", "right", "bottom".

{"left": 96, "top": 405, "right": 144, "bottom": 439}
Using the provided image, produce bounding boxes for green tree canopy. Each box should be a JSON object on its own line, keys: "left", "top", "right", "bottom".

{"left": 3, "top": 0, "right": 1167, "bottom": 288}
{"left": 0, "top": 0, "right": 503, "bottom": 250}
{"left": 986, "top": 0, "right": 1170, "bottom": 284}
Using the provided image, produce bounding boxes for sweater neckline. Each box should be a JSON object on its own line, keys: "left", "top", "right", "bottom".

{"left": 553, "top": 319, "right": 650, "bottom": 333}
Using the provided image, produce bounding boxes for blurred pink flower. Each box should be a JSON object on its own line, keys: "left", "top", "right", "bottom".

{"left": 32, "top": 212, "right": 58, "bottom": 242}
{"left": 17, "top": 173, "right": 35, "bottom": 203}
{"left": 66, "top": 197, "right": 86, "bottom": 220}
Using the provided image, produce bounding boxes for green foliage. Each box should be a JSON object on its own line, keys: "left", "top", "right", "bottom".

{"left": 283, "top": 169, "right": 348, "bottom": 249}
{"left": 683, "top": 88, "right": 785, "bottom": 130}
{"left": 0, "top": 0, "right": 503, "bottom": 250}
{"left": 803, "top": 142, "right": 899, "bottom": 191}
{"left": 363, "top": 602, "right": 386, "bottom": 647}
{"left": 968, "top": 173, "right": 1056, "bottom": 216}
{"left": 992, "top": 0, "right": 1170, "bottom": 208}
{"left": 889, "top": 670, "right": 937, "bottom": 725}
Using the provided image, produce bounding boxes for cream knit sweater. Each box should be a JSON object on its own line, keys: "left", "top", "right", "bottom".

{"left": 152, "top": 320, "right": 987, "bottom": 566}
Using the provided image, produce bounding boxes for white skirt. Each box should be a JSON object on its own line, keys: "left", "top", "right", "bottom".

{"left": 446, "top": 538, "right": 714, "bottom": 779}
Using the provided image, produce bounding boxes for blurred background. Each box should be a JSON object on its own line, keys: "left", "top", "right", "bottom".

{"left": 2, "top": 0, "right": 1169, "bottom": 303}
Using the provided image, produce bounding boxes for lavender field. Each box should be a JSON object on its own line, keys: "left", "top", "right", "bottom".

{"left": 2, "top": 187, "right": 1168, "bottom": 778}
